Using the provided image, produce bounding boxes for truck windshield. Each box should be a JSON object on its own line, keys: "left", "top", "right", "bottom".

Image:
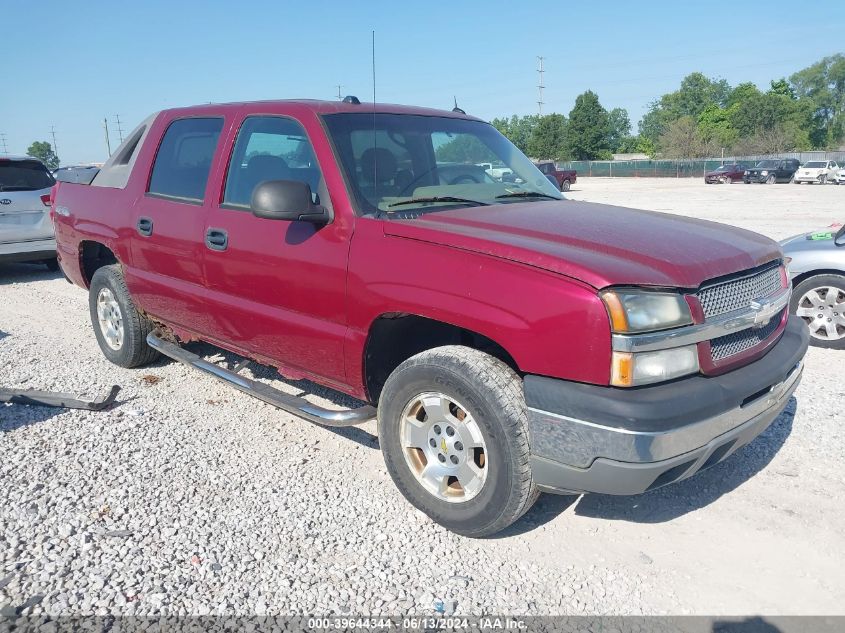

{"left": 322, "top": 113, "right": 562, "bottom": 216}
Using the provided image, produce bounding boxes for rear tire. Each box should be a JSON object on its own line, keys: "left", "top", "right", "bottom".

{"left": 43, "top": 258, "right": 60, "bottom": 272}
{"left": 378, "top": 346, "right": 538, "bottom": 537}
{"left": 88, "top": 264, "right": 160, "bottom": 368}
{"left": 561, "top": 179, "right": 571, "bottom": 192}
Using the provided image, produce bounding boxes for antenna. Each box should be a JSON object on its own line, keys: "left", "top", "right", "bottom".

{"left": 114, "top": 114, "right": 125, "bottom": 143}
{"left": 0, "top": 133, "right": 8, "bottom": 154}
{"left": 372, "top": 29, "right": 377, "bottom": 197}
{"left": 452, "top": 97, "right": 466, "bottom": 115}
{"left": 335, "top": 85, "right": 344, "bottom": 100}
{"left": 103, "top": 118, "right": 112, "bottom": 156}
{"left": 536, "top": 56, "right": 545, "bottom": 115}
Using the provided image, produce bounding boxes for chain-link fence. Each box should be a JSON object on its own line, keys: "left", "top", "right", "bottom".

{"left": 557, "top": 151, "right": 845, "bottom": 178}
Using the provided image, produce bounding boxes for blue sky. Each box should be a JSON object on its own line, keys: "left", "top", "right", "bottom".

{"left": 4, "top": 1, "right": 843, "bottom": 165}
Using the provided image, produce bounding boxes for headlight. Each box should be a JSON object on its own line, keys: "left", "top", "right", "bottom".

{"left": 744, "top": 170, "right": 750, "bottom": 175}
{"left": 601, "top": 289, "right": 693, "bottom": 333}
{"left": 611, "top": 345, "right": 700, "bottom": 387}
{"left": 761, "top": 170, "right": 769, "bottom": 176}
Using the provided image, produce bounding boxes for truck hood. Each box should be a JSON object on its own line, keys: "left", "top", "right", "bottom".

{"left": 383, "top": 200, "right": 781, "bottom": 289}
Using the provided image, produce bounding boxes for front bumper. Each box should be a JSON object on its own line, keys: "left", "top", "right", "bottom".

{"left": 794, "top": 174, "right": 824, "bottom": 183}
{"left": 525, "top": 316, "right": 809, "bottom": 495}
{"left": 743, "top": 174, "right": 768, "bottom": 183}
{"left": 0, "top": 238, "right": 56, "bottom": 263}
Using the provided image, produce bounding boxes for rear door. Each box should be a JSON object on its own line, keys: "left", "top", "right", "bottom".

{"left": 127, "top": 116, "right": 224, "bottom": 331}
{"left": 0, "top": 159, "right": 55, "bottom": 245}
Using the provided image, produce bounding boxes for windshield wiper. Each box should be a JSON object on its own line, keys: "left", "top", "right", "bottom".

{"left": 387, "top": 196, "right": 489, "bottom": 209}
{"left": 495, "top": 191, "right": 560, "bottom": 200}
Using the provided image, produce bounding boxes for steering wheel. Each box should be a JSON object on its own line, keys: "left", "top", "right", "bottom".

{"left": 448, "top": 174, "right": 481, "bottom": 185}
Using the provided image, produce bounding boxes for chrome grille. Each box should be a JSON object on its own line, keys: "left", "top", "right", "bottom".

{"left": 710, "top": 309, "right": 784, "bottom": 362}
{"left": 697, "top": 263, "right": 782, "bottom": 318}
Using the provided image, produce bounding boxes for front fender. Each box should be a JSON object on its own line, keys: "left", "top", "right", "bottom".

{"left": 345, "top": 219, "right": 612, "bottom": 395}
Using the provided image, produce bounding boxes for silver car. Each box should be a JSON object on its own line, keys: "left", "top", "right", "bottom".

{"left": 781, "top": 224, "right": 845, "bottom": 349}
{"left": 0, "top": 156, "right": 58, "bottom": 270}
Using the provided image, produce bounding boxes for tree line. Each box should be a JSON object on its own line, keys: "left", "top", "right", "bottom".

{"left": 492, "top": 53, "right": 845, "bottom": 161}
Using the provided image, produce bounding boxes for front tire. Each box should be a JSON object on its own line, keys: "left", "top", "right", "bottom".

{"left": 766, "top": 174, "right": 776, "bottom": 184}
{"left": 89, "top": 264, "right": 160, "bottom": 367}
{"left": 790, "top": 274, "right": 845, "bottom": 349}
{"left": 378, "top": 346, "right": 538, "bottom": 537}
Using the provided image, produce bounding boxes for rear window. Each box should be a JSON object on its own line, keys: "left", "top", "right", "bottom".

{"left": 0, "top": 160, "right": 55, "bottom": 191}
{"left": 148, "top": 117, "right": 223, "bottom": 202}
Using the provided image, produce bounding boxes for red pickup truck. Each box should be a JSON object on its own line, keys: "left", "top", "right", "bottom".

{"left": 535, "top": 161, "right": 577, "bottom": 191}
{"left": 51, "top": 99, "right": 808, "bottom": 536}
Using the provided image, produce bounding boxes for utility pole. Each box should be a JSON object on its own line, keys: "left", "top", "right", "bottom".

{"left": 335, "top": 85, "right": 344, "bottom": 100}
{"left": 114, "top": 114, "right": 125, "bottom": 143}
{"left": 50, "top": 125, "right": 59, "bottom": 163}
{"left": 0, "top": 133, "right": 7, "bottom": 154}
{"left": 536, "top": 56, "right": 545, "bottom": 116}
{"left": 103, "top": 118, "right": 111, "bottom": 156}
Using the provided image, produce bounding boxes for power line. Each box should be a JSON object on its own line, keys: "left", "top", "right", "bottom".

{"left": 537, "top": 56, "right": 545, "bottom": 116}
{"left": 114, "top": 114, "right": 125, "bottom": 143}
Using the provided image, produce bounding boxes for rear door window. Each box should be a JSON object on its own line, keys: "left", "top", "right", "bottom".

{"left": 0, "top": 160, "right": 55, "bottom": 191}
{"left": 148, "top": 117, "right": 223, "bottom": 203}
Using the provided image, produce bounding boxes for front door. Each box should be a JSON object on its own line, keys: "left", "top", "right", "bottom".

{"left": 127, "top": 116, "right": 224, "bottom": 331}
{"left": 201, "top": 114, "right": 352, "bottom": 389}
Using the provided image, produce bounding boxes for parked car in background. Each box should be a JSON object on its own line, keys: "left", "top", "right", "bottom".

{"left": 51, "top": 99, "right": 808, "bottom": 536}
{"left": 0, "top": 156, "right": 58, "bottom": 269}
{"left": 476, "top": 162, "right": 513, "bottom": 182}
{"left": 743, "top": 159, "right": 800, "bottom": 184}
{"left": 781, "top": 223, "right": 845, "bottom": 349}
{"left": 836, "top": 167, "right": 845, "bottom": 185}
{"left": 793, "top": 160, "right": 839, "bottom": 185}
{"left": 704, "top": 163, "right": 748, "bottom": 184}
{"left": 53, "top": 165, "right": 100, "bottom": 184}
{"left": 534, "top": 161, "right": 577, "bottom": 191}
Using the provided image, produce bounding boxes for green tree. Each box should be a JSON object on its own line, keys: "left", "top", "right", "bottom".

{"left": 527, "top": 113, "right": 568, "bottom": 160}
{"left": 639, "top": 73, "right": 732, "bottom": 143}
{"left": 697, "top": 104, "right": 737, "bottom": 149}
{"left": 789, "top": 54, "right": 845, "bottom": 147}
{"left": 435, "top": 135, "right": 496, "bottom": 163}
{"left": 27, "top": 141, "right": 59, "bottom": 170}
{"left": 768, "top": 78, "right": 796, "bottom": 99}
{"left": 658, "top": 116, "right": 709, "bottom": 158}
{"left": 606, "top": 108, "right": 631, "bottom": 152}
{"left": 491, "top": 114, "right": 538, "bottom": 154}
{"left": 567, "top": 90, "right": 611, "bottom": 160}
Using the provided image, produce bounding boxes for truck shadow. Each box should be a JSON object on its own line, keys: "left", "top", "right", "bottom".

{"left": 500, "top": 397, "right": 797, "bottom": 534}
{"left": 0, "top": 262, "right": 62, "bottom": 285}
{"left": 181, "top": 342, "right": 380, "bottom": 450}
{"left": 572, "top": 396, "right": 797, "bottom": 524}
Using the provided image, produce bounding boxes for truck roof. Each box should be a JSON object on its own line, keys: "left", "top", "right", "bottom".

{"left": 159, "top": 99, "right": 483, "bottom": 121}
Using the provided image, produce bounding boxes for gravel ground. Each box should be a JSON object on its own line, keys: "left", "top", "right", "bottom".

{"left": 1, "top": 178, "right": 843, "bottom": 617}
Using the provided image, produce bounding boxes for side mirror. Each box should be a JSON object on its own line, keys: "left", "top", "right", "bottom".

{"left": 251, "top": 180, "right": 329, "bottom": 224}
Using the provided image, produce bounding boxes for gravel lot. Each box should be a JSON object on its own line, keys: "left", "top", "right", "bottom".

{"left": 1, "top": 178, "right": 843, "bottom": 617}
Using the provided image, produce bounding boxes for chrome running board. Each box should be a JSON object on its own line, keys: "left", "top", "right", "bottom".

{"left": 146, "top": 333, "right": 376, "bottom": 427}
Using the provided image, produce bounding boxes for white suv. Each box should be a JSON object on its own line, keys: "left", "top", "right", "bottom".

{"left": 0, "top": 156, "right": 58, "bottom": 270}
{"left": 794, "top": 160, "right": 839, "bottom": 184}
